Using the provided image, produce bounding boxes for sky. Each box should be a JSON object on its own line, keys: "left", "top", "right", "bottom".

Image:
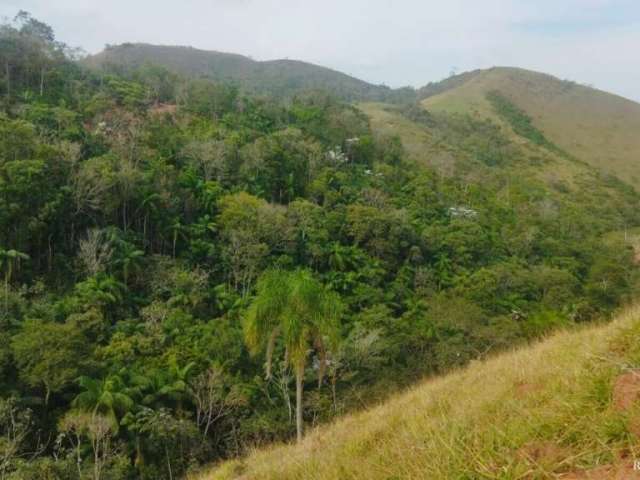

{"left": 2, "top": 0, "right": 640, "bottom": 101}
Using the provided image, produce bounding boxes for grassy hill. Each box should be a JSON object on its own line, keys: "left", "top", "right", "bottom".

{"left": 420, "top": 67, "right": 640, "bottom": 184}
{"left": 358, "top": 100, "right": 637, "bottom": 226}
{"left": 192, "top": 305, "right": 640, "bottom": 479}
{"left": 84, "top": 43, "right": 402, "bottom": 101}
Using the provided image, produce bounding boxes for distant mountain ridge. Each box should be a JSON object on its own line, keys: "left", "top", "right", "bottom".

{"left": 86, "top": 45, "right": 640, "bottom": 184}
{"left": 84, "top": 43, "right": 409, "bottom": 101}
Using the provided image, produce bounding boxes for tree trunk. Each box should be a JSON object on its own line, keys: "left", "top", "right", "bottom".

{"left": 134, "top": 437, "right": 144, "bottom": 469}
{"left": 172, "top": 227, "right": 178, "bottom": 258}
{"left": 75, "top": 438, "right": 82, "bottom": 479}
{"left": 143, "top": 215, "right": 147, "bottom": 249}
{"left": 165, "top": 445, "right": 173, "bottom": 480}
{"left": 5, "top": 61, "right": 10, "bottom": 100}
{"left": 4, "top": 273, "right": 8, "bottom": 313}
{"left": 93, "top": 440, "right": 100, "bottom": 480}
{"left": 4, "top": 263, "right": 12, "bottom": 313}
{"left": 48, "top": 234, "right": 53, "bottom": 272}
{"left": 295, "top": 364, "right": 304, "bottom": 442}
{"left": 331, "top": 374, "right": 338, "bottom": 413}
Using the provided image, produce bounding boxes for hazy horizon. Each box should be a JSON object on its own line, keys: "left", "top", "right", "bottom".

{"left": 2, "top": 0, "right": 639, "bottom": 102}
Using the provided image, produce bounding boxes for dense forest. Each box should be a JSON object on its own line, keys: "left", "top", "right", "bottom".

{"left": 1, "top": 12, "right": 639, "bottom": 480}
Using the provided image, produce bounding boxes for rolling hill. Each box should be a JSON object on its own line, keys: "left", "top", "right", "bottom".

{"left": 6, "top": 11, "right": 640, "bottom": 480}
{"left": 420, "top": 67, "right": 640, "bottom": 184}
{"left": 86, "top": 48, "right": 640, "bottom": 184}
{"left": 84, "top": 43, "right": 404, "bottom": 101}
{"left": 193, "top": 305, "right": 640, "bottom": 479}
{"left": 358, "top": 98, "right": 637, "bottom": 222}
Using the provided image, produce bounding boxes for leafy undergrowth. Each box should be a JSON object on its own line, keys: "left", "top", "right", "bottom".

{"left": 192, "top": 305, "right": 640, "bottom": 479}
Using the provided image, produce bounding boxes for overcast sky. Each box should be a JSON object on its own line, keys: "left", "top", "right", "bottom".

{"left": 2, "top": 0, "right": 640, "bottom": 101}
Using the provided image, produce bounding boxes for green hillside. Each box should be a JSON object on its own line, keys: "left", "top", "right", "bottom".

{"left": 359, "top": 99, "right": 634, "bottom": 211}
{"left": 2, "top": 12, "right": 640, "bottom": 480}
{"left": 421, "top": 67, "right": 640, "bottom": 184}
{"left": 195, "top": 305, "right": 640, "bottom": 480}
{"left": 85, "top": 43, "right": 403, "bottom": 101}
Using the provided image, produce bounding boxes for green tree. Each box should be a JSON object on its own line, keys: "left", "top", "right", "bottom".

{"left": 73, "top": 374, "right": 135, "bottom": 432}
{"left": 74, "top": 273, "right": 125, "bottom": 311}
{"left": 12, "top": 319, "right": 87, "bottom": 404}
{"left": 244, "top": 268, "right": 342, "bottom": 441}
{"left": 110, "top": 237, "right": 144, "bottom": 286}
{"left": 218, "top": 192, "right": 270, "bottom": 296}
{"left": 136, "top": 358, "right": 195, "bottom": 412}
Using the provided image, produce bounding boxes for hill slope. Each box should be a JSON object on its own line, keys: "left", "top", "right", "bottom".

{"left": 421, "top": 67, "right": 640, "bottom": 184}
{"left": 358, "top": 100, "right": 637, "bottom": 221}
{"left": 85, "top": 43, "right": 398, "bottom": 101}
{"left": 194, "top": 306, "right": 640, "bottom": 479}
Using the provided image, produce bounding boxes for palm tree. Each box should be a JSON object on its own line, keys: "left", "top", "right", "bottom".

{"left": 73, "top": 374, "right": 135, "bottom": 432}
{"left": 0, "top": 248, "right": 29, "bottom": 311}
{"left": 244, "top": 268, "right": 342, "bottom": 442}
{"left": 75, "top": 273, "right": 125, "bottom": 309}
{"left": 136, "top": 358, "right": 195, "bottom": 411}
{"left": 112, "top": 240, "right": 144, "bottom": 286}
{"left": 163, "top": 357, "right": 195, "bottom": 411}
{"left": 103, "top": 228, "right": 144, "bottom": 286}
{"left": 167, "top": 218, "right": 186, "bottom": 259}
{"left": 138, "top": 192, "right": 161, "bottom": 248}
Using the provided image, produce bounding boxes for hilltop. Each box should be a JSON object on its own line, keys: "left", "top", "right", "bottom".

{"left": 194, "top": 305, "right": 640, "bottom": 479}
{"left": 420, "top": 67, "right": 640, "bottom": 184}
{"left": 84, "top": 43, "right": 406, "bottom": 101}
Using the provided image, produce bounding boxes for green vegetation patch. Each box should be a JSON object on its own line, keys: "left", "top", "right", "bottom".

{"left": 486, "top": 90, "right": 568, "bottom": 156}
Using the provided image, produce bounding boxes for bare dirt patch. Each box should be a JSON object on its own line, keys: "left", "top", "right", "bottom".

{"left": 612, "top": 370, "right": 640, "bottom": 411}
{"left": 514, "top": 381, "right": 542, "bottom": 399}
{"left": 518, "top": 441, "right": 570, "bottom": 467}
{"left": 627, "top": 416, "right": 640, "bottom": 439}
{"left": 560, "top": 462, "right": 640, "bottom": 479}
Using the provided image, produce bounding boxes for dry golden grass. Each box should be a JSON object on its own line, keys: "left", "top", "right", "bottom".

{"left": 191, "top": 305, "right": 640, "bottom": 480}
{"left": 357, "top": 102, "right": 452, "bottom": 171}
{"left": 422, "top": 67, "right": 640, "bottom": 184}
{"left": 358, "top": 101, "right": 588, "bottom": 191}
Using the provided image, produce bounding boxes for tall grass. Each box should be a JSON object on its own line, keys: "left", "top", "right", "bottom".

{"left": 192, "top": 306, "right": 640, "bottom": 479}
